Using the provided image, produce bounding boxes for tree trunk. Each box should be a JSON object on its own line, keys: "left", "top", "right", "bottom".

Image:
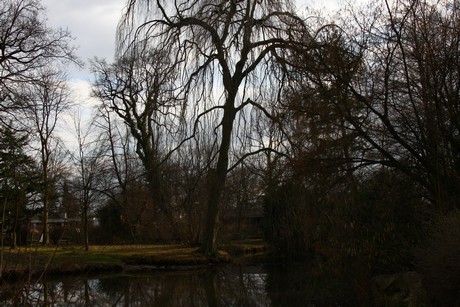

{"left": 200, "top": 104, "right": 235, "bottom": 255}
{"left": 10, "top": 202, "right": 19, "bottom": 249}
{"left": 146, "top": 163, "right": 181, "bottom": 240}
{"left": 42, "top": 161, "right": 50, "bottom": 245}
{"left": 200, "top": 169, "right": 223, "bottom": 255}
{"left": 84, "top": 201, "right": 89, "bottom": 251}
{"left": 42, "top": 195, "right": 49, "bottom": 246}
{"left": 1, "top": 197, "right": 7, "bottom": 278}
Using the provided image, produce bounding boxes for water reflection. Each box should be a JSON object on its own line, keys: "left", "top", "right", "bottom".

{"left": 1, "top": 265, "right": 366, "bottom": 306}
{"left": 265, "top": 264, "right": 370, "bottom": 306}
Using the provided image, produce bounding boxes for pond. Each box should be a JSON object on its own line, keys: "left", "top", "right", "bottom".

{"left": 1, "top": 264, "right": 374, "bottom": 306}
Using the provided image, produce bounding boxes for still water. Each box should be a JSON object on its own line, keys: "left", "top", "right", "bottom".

{"left": 1, "top": 264, "right": 369, "bottom": 306}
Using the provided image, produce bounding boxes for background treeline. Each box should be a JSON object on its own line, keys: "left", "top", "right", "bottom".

{"left": 1, "top": 0, "right": 459, "bottom": 299}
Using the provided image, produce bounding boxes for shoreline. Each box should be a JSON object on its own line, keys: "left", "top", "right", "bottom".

{"left": 0, "top": 241, "right": 267, "bottom": 283}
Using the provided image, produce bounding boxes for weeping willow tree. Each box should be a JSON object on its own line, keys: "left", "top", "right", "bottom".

{"left": 115, "top": 0, "right": 316, "bottom": 254}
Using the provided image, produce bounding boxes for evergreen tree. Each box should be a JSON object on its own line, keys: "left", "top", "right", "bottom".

{"left": 0, "top": 126, "right": 39, "bottom": 247}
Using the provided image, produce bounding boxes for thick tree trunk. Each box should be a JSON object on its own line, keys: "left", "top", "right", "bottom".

{"left": 200, "top": 104, "right": 235, "bottom": 255}
{"left": 146, "top": 166, "right": 179, "bottom": 238}
{"left": 200, "top": 169, "right": 223, "bottom": 254}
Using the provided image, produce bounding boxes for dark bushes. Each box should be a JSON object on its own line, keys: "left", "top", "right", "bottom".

{"left": 264, "top": 182, "right": 312, "bottom": 260}
{"left": 417, "top": 209, "right": 460, "bottom": 306}
{"left": 264, "top": 169, "right": 428, "bottom": 273}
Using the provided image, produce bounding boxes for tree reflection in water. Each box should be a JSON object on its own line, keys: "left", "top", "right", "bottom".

{"left": 0, "top": 267, "right": 269, "bottom": 306}
{"left": 0, "top": 265, "right": 366, "bottom": 306}
{"left": 265, "top": 263, "right": 371, "bottom": 306}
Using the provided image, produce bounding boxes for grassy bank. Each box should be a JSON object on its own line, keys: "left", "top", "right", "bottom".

{"left": 0, "top": 240, "right": 267, "bottom": 281}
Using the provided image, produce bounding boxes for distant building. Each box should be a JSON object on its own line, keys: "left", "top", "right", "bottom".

{"left": 28, "top": 213, "right": 81, "bottom": 244}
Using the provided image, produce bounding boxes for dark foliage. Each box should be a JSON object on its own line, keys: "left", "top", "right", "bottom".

{"left": 417, "top": 209, "right": 460, "bottom": 306}
{"left": 95, "top": 201, "right": 130, "bottom": 244}
{"left": 264, "top": 168, "right": 429, "bottom": 273}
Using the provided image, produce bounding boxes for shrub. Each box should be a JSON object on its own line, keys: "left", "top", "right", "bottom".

{"left": 263, "top": 182, "right": 318, "bottom": 260}
{"left": 329, "top": 170, "right": 427, "bottom": 272}
{"left": 417, "top": 209, "right": 460, "bottom": 306}
{"left": 263, "top": 169, "right": 428, "bottom": 273}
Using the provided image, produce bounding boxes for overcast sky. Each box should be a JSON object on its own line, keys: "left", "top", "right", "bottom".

{"left": 41, "top": 0, "right": 125, "bottom": 80}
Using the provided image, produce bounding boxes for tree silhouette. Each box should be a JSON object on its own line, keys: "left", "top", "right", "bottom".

{"left": 116, "top": 0, "right": 313, "bottom": 254}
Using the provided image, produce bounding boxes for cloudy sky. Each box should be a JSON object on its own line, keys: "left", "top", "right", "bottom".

{"left": 41, "top": 0, "right": 125, "bottom": 79}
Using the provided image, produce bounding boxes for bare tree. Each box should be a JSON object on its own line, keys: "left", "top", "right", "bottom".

{"left": 117, "top": 0, "right": 313, "bottom": 254}
{"left": 72, "top": 110, "right": 109, "bottom": 251}
{"left": 0, "top": 0, "right": 77, "bottom": 120}
{"left": 339, "top": 0, "right": 459, "bottom": 210}
{"left": 91, "top": 47, "right": 181, "bottom": 233}
{"left": 19, "top": 69, "right": 72, "bottom": 245}
{"left": 283, "top": 0, "right": 460, "bottom": 213}
{"left": 0, "top": 0, "right": 78, "bottom": 245}
{"left": 94, "top": 104, "right": 147, "bottom": 242}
